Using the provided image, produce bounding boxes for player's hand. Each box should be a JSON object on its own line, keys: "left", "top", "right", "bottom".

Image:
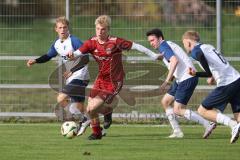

{"left": 169, "top": 76, "right": 175, "bottom": 82}
{"left": 207, "top": 77, "right": 216, "bottom": 85}
{"left": 159, "top": 81, "right": 170, "bottom": 94}
{"left": 26, "top": 59, "right": 36, "bottom": 67}
{"left": 188, "top": 67, "right": 196, "bottom": 76}
{"left": 63, "top": 71, "right": 73, "bottom": 79}
{"left": 66, "top": 51, "right": 75, "bottom": 60}
{"left": 156, "top": 53, "right": 164, "bottom": 60}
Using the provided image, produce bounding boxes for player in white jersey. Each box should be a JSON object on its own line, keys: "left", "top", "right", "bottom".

{"left": 182, "top": 30, "right": 240, "bottom": 144}
{"left": 146, "top": 28, "right": 216, "bottom": 139}
{"left": 26, "top": 16, "right": 91, "bottom": 135}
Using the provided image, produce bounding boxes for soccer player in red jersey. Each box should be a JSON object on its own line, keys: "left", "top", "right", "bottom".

{"left": 68, "top": 15, "right": 160, "bottom": 140}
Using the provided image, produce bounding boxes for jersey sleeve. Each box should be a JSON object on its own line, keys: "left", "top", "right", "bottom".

{"left": 116, "top": 37, "right": 133, "bottom": 51}
{"left": 191, "top": 47, "right": 212, "bottom": 77}
{"left": 70, "top": 35, "right": 84, "bottom": 50}
{"left": 159, "top": 42, "right": 174, "bottom": 61}
{"left": 79, "top": 40, "right": 93, "bottom": 54}
{"left": 191, "top": 47, "right": 202, "bottom": 60}
{"left": 36, "top": 40, "right": 57, "bottom": 63}
{"left": 47, "top": 43, "right": 58, "bottom": 58}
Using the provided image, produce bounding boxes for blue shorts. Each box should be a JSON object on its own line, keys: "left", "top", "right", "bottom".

{"left": 62, "top": 79, "right": 89, "bottom": 103}
{"left": 202, "top": 78, "right": 240, "bottom": 113}
{"left": 168, "top": 77, "right": 198, "bottom": 105}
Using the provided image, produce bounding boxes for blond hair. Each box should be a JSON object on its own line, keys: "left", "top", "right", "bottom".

{"left": 55, "top": 16, "right": 69, "bottom": 27}
{"left": 182, "top": 30, "right": 200, "bottom": 42}
{"left": 95, "top": 15, "right": 111, "bottom": 29}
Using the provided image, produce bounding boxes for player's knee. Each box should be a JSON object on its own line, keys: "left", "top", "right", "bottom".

{"left": 161, "top": 99, "right": 170, "bottom": 108}
{"left": 86, "top": 108, "right": 91, "bottom": 115}
{"left": 234, "top": 113, "right": 240, "bottom": 122}
{"left": 57, "top": 95, "right": 64, "bottom": 103}
{"left": 57, "top": 94, "right": 68, "bottom": 106}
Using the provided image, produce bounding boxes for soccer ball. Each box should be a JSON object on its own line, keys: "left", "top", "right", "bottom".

{"left": 61, "top": 121, "right": 78, "bottom": 139}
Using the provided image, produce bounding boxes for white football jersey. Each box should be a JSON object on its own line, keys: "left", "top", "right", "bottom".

{"left": 48, "top": 35, "right": 90, "bottom": 84}
{"left": 199, "top": 44, "right": 240, "bottom": 86}
{"left": 160, "top": 41, "right": 195, "bottom": 83}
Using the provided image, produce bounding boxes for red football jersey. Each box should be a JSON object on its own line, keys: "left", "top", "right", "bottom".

{"left": 79, "top": 36, "right": 133, "bottom": 81}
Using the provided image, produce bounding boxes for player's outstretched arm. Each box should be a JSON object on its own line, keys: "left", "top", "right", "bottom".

{"left": 131, "top": 42, "right": 161, "bottom": 60}
{"left": 27, "top": 54, "right": 53, "bottom": 67}
{"left": 192, "top": 50, "right": 212, "bottom": 77}
{"left": 67, "top": 50, "right": 85, "bottom": 60}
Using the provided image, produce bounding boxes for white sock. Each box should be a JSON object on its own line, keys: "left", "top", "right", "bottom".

{"left": 184, "top": 109, "right": 209, "bottom": 127}
{"left": 166, "top": 107, "right": 181, "bottom": 132}
{"left": 216, "top": 112, "right": 237, "bottom": 129}
{"left": 69, "top": 103, "right": 81, "bottom": 114}
{"left": 69, "top": 103, "right": 85, "bottom": 121}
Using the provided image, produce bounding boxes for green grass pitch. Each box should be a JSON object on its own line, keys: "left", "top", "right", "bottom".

{"left": 0, "top": 123, "right": 239, "bottom": 160}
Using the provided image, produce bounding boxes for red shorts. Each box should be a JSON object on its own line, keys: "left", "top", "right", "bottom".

{"left": 90, "top": 78, "right": 123, "bottom": 104}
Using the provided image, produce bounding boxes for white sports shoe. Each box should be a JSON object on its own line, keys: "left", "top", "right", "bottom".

{"left": 203, "top": 122, "right": 217, "bottom": 139}
{"left": 168, "top": 131, "right": 184, "bottom": 138}
{"left": 77, "top": 119, "right": 91, "bottom": 136}
{"left": 230, "top": 123, "right": 240, "bottom": 144}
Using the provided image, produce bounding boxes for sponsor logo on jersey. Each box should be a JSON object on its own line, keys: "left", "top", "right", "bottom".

{"left": 94, "top": 55, "right": 111, "bottom": 61}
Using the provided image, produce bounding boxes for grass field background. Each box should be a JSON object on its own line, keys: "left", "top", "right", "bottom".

{"left": 0, "top": 123, "right": 239, "bottom": 160}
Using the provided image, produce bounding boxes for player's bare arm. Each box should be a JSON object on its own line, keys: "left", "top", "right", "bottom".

{"left": 165, "top": 55, "right": 178, "bottom": 83}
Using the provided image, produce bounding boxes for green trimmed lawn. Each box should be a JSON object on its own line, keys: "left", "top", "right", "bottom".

{"left": 0, "top": 123, "right": 239, "bottom": 160}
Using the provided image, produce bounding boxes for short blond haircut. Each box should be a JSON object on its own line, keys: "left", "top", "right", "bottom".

{"left": 182, "top": 30, "right": 200, "bottom": 42}
{"left": 55, "top": 16, "right": 69, "bottom": 27}
{"left": 95, "top": 15, "right": 111, "bottom": 29}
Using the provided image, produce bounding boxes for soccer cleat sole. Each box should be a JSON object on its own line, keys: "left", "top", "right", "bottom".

{"left": 230, "top": 127, "right": 240, "bottom": 144}
{"left": 203, "top": 123, "right": 217, "bottom": 139}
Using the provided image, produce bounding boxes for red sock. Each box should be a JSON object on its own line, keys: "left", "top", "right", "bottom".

{"left": 91, "top": 120, "right": 101, "bottom": 135}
